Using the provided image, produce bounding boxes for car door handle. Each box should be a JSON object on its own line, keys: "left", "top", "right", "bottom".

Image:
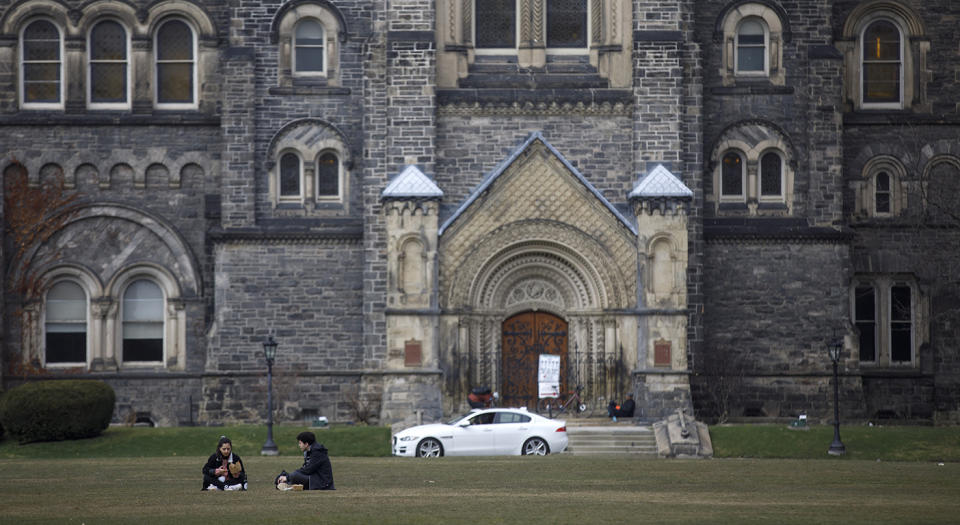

{"left": 518, "top": 427, "right": 528, "bottom": 430}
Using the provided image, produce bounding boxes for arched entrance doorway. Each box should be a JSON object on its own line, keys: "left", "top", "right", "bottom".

{"left": 501, "top": 311, "right": 568, "bottom": 409}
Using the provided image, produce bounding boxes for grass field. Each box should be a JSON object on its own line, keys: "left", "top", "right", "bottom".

{"left": 1, "top": 424, "right": 959, "bottom": 523}
{"left": 1, "top": 455, "right": 958, "bottom": 524}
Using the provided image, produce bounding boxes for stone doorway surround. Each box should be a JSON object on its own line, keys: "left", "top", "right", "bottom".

{"left": 381, "top": 133, "right": 696, "bottom": 424}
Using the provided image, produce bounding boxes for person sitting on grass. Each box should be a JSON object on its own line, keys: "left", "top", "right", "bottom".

{"left": 607, "top": 393, "right": 636, "bottom": 422}
{"left": 275, "top": 431, "right": 335, "bottom": 490}
{"left": 202, "top": 436, "right": 247, "bottom": 491}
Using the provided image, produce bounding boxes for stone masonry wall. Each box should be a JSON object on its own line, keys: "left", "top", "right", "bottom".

{"left": 202, "top": 239, "right": 365, "bottom": 423}
{"left": 697, "top": 239, "right": 853, "bottom": 420}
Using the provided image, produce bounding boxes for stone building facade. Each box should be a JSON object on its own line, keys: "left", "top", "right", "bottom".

{"left": 1, "top": 0, "right": 957, "bottom": 427}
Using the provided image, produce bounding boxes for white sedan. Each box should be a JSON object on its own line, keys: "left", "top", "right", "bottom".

{"left": 392, "top": 408, "right": 568, "bottom": 457}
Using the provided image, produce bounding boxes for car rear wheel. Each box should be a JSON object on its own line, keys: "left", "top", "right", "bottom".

{"left": 522, "top": 437, "right": 549, "bottom": 456}
{"left": 416, "top": 438, "right": 443, "bottom": 457}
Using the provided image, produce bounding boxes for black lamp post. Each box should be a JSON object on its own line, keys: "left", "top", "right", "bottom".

{"left": 827, "top": 338, "right": 846, "bottom": 456}
{"left": 260, "top": 335, "right": 279, "bottom": 456}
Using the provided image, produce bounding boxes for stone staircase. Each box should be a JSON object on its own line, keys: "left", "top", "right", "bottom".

{"left": 561, "top": 417, "right": 658, "bottom": 456}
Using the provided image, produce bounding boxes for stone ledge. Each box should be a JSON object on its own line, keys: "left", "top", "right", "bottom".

{"left": 0, "top": 113, "right": 221, "bottom": 126}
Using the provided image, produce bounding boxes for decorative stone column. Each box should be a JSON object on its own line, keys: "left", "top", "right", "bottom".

{"left": 629, "top": 164, "right": 694, "bottom": 420}
{"left": 380, "top": 166, "right": 444, "bottom": 427}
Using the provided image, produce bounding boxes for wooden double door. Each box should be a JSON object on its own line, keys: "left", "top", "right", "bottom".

{"left": 501, "top": 312, "right": 568, "bottom": 409}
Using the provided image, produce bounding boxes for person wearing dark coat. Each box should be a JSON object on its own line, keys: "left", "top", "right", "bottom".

{"left": 607, "top": 393, "right": 636, "bottom": 422}
{"left": 202, "top": 436, "right": 247, "bottom": 490}
{"left": 276, "top": 431, "right": 335, "bottom": 490}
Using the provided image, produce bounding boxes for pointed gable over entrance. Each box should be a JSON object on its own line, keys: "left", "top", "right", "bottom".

{"left": 438, "top": 132, "right": 638, "bottom": 311}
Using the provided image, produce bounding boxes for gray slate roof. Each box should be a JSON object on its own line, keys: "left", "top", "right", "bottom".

{"left": 629, "top": 164, "right": 693, "bottom": 199}
{"left": 381, "top": 165, "right": 443, "bottom": 199}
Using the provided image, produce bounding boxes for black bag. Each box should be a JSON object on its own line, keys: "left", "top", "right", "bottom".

{"left": 274, "top": 470, "right": 288, "bottom": 488}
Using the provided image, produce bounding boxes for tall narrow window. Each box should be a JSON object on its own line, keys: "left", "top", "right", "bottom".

{"left": 890, "top": 285, "right": 912, "bottom": 362}
{"left": 721, "top": 152, "right": 744, "bottom": 198}
{"left": 155, "top": 20, "right": 195, "bottom": 105}
{"left": 862, "top": 20, "right": 901, "bottom": 105}
{"left": 316, "top": 152, "right": 339, "bottom": 198}
{"left": 45, "top": 281, "right": 87, "bottom": 364}
{"left": 546, "top": 0, "right": 588, "bottom": 48}
{"left": 21, "top": 20, "right": 62, "bottom": 106}
{"left": 875, "top": 171, "right": 891, "bottom": 214}
{"left": 736, "top": 19, "right": 766, "bottom": 73}
{"left": 89, "top": 21, "right": 128, "bottom": 106}
{"left": 854, "top": 285, "right": 877, "bottom": 362}
{"left": 475, "top": 0, "right": 516, "bottom": 48}
{"left": 280, "top": 152, "right": 302, "bottom": 200}
{"left": 294, "top": 20, "right": 325, "bottom": 74}
{"left": 759, "top": 152, "right": 782, "bottom": 198}
{"left": 122, "top": 280, "right": 164, "bottom": 362}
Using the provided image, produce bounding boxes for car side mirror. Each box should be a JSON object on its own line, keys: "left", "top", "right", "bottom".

{"left": 459, "top": 422, "right": 471, "bottom": 428}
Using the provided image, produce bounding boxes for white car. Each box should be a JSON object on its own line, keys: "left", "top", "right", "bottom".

{"left": 392, "top": 408, "right": 568, "bottom": 457}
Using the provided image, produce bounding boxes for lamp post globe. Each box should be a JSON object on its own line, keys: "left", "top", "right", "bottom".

{"left": 828, "top": 338, "right": 846, "bottom": 456}
{"left": 261, "top": 335, "right": 279, "bottom": 456}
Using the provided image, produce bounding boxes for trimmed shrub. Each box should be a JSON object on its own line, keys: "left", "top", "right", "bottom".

{"left": 0, "top": 380, "right": 115, "bottom": 444}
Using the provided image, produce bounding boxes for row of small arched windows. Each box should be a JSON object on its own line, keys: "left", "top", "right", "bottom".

{"left": 18, "top": 10, "right": 333, "bottom": 110}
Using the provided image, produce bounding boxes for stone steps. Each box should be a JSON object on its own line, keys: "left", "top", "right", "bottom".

{"left": 563, "top": 425, "right": 658, "bottom": 456}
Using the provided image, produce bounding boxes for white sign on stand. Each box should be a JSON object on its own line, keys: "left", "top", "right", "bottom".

{"left": 538, "top": 354, "right": 560, "bottom": 399}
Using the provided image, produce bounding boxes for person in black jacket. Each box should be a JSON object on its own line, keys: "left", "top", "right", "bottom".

{"left": 202, "top": 436, "right": 247, "bottom": 490}
{"left": 276, "top": 431, "right": 335, "bottom": 490}
{"left": 607, "top": 393, "right": 636, "bottom": 422}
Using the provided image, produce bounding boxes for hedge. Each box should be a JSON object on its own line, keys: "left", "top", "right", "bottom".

{"left": 0, "top": 380, "right": 115, "bottom": 444}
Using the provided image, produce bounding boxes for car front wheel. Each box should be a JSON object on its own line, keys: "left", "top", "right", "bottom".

{"left": 522, "top": 437, "right": 549, "bottom": 456}
{"left": 416, "top": 438, "right": 443, "bottom": 457}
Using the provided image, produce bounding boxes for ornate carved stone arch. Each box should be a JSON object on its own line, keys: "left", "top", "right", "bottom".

{"left": 16, "top": 203, "right": 202, "bottom": 297}
{"left": 444, "top": 219, "right": 633, "bottom": 311}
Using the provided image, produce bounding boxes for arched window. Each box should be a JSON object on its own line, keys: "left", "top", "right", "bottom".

{"left": 736, "top": 18, "right": 766, "bottom": 74}
{"left": 874, "top": 171, "right": 891, "bottom": 215}
{"left": 861, "top": 20, "right": 901, "bottom": 105}
{"left": 316, "top": 152, "right": 339, "bottom": 198}
{"left": 475, "top": 0, "right": 516, "bottom": 49}
{"left": 155, "top": 19, "right": 195, "bottom": 106}
{"left": 45, "top": 281, "right": 87, "bottom": 364}
{"left": 721, "top": 152, "right": 745, "bottom": 199}
{"left": 122, "top": 279, "right": 164, "bottom": 362}
{"left": 89, "top": 20, "right": 129, "bottom": 107}
{"left": 279, "top": 152, "right": 302, "bottom": 200}
{"left": 21, "top": 19, "right": 63, "bottom": 107}
{"left": 294, "top": 19, "right": 325, "bottom": 74}
{"left": 759, "top": 151, "right": 782, "bottom": 198}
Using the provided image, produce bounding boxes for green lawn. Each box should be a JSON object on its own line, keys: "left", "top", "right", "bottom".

{"left": 0, "top": 455, "right": 957, "bottom": 523}
{"left": 710, "top": 424, "right": 960, "bottom": 462}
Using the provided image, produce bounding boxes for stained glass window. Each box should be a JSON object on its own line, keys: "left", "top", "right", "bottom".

{"left": 546, "top": 0, "right": 587, "bottom": 48}
{"left": 476, "top": 0, "right": 516, "bottom": 48}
